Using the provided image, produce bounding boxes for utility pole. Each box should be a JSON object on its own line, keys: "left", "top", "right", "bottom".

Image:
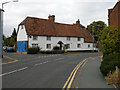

{"left": 0, "top": 9, "right": 3, "bottom": 58}
{"left": 0, "top": 9, "right": 3, "bottom": 90}
{"left": 92, "top": 25, "right": 94, "bottom": 52}
{"left": 1, "top": 0, "right": 18, "bottom": 58}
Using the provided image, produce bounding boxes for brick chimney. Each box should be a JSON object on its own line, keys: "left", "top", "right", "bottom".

{"left": 48, "top": 15, "right": 55, "bottom": 22}
{"left": 76, "top": 19, "right": 80, "bottom": 26}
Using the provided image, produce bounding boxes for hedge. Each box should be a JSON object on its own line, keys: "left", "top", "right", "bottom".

{"left": 53, "top": 46, "right": 60, "bottom": 50}
{"left": 27, "top": 47, "right": 40, "bottom": 54}
{"left": 100, "top": 53, "right": 120, "bottom": 76}
{"left": 40, "top": 50, "right": 65, "bottom": 54}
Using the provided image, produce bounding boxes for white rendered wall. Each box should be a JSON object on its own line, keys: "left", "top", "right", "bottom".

{"left": 28, "top": 36, "right": 96, "bottom": 51}
{"left": 17, "top": 25, "right": 28, "bottom": 41}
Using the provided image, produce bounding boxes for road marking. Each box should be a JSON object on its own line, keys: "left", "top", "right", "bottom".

{"left": 2, "top": 60, "right": 18, "bottom": 65}
{"left": 67, "top": 59, "right": 86, "bottom": 89}
{"left": 3, "top": 55, "right": 18, "bottom": 61}
{"left": 81, "top": 60, "right": 87, "bottom": 68}
{"left": 62, "top": 56, "right": 101, "bottom": 89}
{"left": 0, "top": 67, "right": 28, "bottom": 77}
{"left": 35, "top": 61, "right": 49, "bottom": 66}
{"left": 55, "top": 58, "right": 64, "bottom": 61}
{"left": 62, "top": 63, "right": 80, "bottom": 89}
{"left": 62, "top": 59, "right": 87, "bottom": 90}
{"left": 1, "top": 55, "right": 19, "bottom": 65}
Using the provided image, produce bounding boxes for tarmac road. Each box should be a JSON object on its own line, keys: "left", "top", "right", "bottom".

{"left": 2, "top": 52, "right": 113, "bottom": 88}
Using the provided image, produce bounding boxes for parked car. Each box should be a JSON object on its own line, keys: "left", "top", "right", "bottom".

{"left": 3, "top": 46, "right": 7, "bottom": 51}
{"left": 4, "top": 46, "right": 14, "bottom": 52}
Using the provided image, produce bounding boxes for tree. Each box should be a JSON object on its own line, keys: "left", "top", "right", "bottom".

{"left": 87, "top": 21, "right": 107, "bottom": 41}
{"left": 99, "top": 26, "right": 120, "bottom": 56}
{"left": 100, "top": 26, "right": 120, "bottom": 76}
{"left": 3, "top": 28, "right": 17, "bottom": 47}
{"left": 12, "top": 28, "right": 17, "bottom": 37}
{"left": 3, "top": 34, "right": 6, "bottom": 41}
{"left": 3, "top": 34, "right": 6, "bottom": 46}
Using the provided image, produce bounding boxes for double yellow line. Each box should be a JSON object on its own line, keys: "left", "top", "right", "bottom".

{"left": 62, "top": 59, "right": 87, "bottom": 90}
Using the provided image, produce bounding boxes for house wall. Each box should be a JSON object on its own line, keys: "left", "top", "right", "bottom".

{"left": 17, "top": 25, "right": 28, "bottom": 52}
{"left": 108, "top": 1, "right": 120, "bottom": 27}
{"left": 118, "top": 3, "right": 120, "bottom": 26}
{"left": 17, "top": 25, "right": 28, "bottom": 41}
{"left": 28, "top": 36, "right": 96, "bottom": 51}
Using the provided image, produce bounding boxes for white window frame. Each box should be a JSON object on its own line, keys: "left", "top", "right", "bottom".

{"left": 67, "top": 37, "right": 70, "bottom": 41}
{"left": 32, "top": 44, "right": 38, "bottom": 47}
{"left": 77, "top": 44, "right": 81, "bottom": 48}
{"left": 47, "top": 36, "right": 51, "bottom": 41}
{"left": 78, "top": 37, "right": 81, "bottom": 41}
{"left": 33, "top": 36, "right": 38, "bottom": 40}
{"left": 93, "top": 43, "right": 96, "bottom": 47}
{"left": 88, "top": 44, "right": 90, "bottom": 48}
{"left": 46, "top": 44, "right": 51, "bottom": 49}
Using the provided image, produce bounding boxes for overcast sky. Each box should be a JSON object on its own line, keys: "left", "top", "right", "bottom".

{"left": 0, "top": 0, "right": 118, "bottom": 37}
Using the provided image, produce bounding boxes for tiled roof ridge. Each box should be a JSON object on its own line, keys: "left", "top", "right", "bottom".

{"left": 54, "top": 22, "right": 75, "bottom": 26}
{"left": 18, "top": 16, "right": 93, "bottom": 43}
{"left": 21, "top": 16, "right": 80, "bottom": 26}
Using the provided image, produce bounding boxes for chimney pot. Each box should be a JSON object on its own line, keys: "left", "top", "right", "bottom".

{"left": 76, "top": 19, "right": 80, "bottom": 26}
{"left": 48, "top": 15, "right": 55, "bottom": 22}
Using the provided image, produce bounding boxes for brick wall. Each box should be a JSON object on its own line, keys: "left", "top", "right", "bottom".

{"left": 108, "top": 1, "right": 120, "bottom": 27}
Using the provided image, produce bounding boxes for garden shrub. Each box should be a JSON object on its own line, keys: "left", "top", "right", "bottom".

{"left": 100, "top": 53, "right": 120, "bottom": 76}
{"left": 99, "top": 26, "right": 120, "bottom": 76}
{"left": 40, "top": 50, "right": 65, "bottom": 54}
{"left": 53, "top": 46, "right": 60, "bottom": 50}
{"left": 27, "top": 47, "right": 40, "bottom": 54}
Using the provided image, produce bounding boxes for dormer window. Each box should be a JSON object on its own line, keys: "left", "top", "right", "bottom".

{"left": 33, "top": 36, "right": 38, "bottom": 40}
{"left": 47, "top": 36, "right": 51, "bottom": 41}
{"left": 78, "top": 37, "right": 81, "bottom": 41}
{"left": 67, "top": 37, "right": 70, "bottom": 41}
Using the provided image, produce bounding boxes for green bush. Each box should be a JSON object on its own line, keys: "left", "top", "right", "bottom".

{"left": 53, "top": 46, "right": 60, "bottom": 50}
{"left": 100, "top": 53, "right": 120, "bottom": 76}
{"left": 27, "top": 47, "right": 40, "bottom": 54}
{"left": 40, "top": 50, "right": 65, "bottom": 54}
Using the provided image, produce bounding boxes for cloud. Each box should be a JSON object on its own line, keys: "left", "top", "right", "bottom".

{"left": 0, "top": 0, "right": 117, "bottom": 36}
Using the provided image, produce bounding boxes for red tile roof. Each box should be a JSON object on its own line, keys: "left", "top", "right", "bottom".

{"left": 19, "top": 16, "right": 94, "bottom": 43}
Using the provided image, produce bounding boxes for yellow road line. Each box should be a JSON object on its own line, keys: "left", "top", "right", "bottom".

{"left": 3, "top": 55, "right": 18, "bottom": 61}
{"left": 62, "top": 63, "right": 80, "bottom": 89}
{"left": 67, "top": 59, "right": 87, "bottom": 90}
{"left": 62, "top": 56, "right": 101, "bottom": 89}
{"left": 1, "top": 55, "right": 19, "bottom": 65}
{"left": 2, "top": 60, "right": 18, "bottom": 65}
{"left": 62, "top": 59, "right": 87, "bottom": 90}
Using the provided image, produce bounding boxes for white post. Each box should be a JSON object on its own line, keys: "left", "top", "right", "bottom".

{"left": 0, "top": 9, "right": 3, "bottom": 90}
{"left": 1, "top": 0, "right": 18, "bottom": 57}
{"left": 0, "top": 9, "right": 3, "bottom": 58}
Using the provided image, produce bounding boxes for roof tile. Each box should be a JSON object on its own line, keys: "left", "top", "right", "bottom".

{"left": 19, "top": 16, "right": 93, "bottom": 43}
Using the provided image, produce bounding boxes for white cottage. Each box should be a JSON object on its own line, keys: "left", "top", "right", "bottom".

{"left": 17, "top": 15, "right": 97, "bottom": 53}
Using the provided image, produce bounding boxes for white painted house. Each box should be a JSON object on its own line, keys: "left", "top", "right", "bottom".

{"left": 17, "top": 15, "right": 97, "bottom": 53}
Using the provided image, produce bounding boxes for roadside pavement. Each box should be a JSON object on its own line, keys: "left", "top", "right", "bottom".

{"left": 72, "top": 56, "right": 116, "bottom": 89}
